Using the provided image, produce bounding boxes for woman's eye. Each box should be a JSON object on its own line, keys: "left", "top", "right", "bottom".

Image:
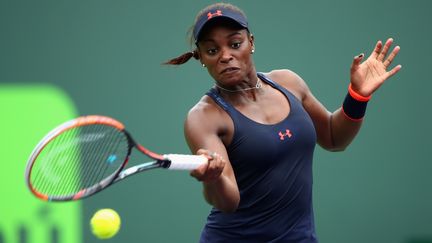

{"left": 232, "top": 42, "right": 241, "bottom": 49}
{"left": 207, "top": 48, "right": 217, "bottom": 55}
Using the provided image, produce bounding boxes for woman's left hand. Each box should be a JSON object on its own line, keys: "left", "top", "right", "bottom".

{"left": 350, "top": 38, "right": 402, "bottom": 97}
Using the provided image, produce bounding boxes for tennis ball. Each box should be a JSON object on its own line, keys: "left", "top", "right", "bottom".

{"left": 90, "top": 208, "right": 121, "bottom": 239}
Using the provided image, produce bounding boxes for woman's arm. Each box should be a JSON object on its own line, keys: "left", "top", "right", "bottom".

{"left": 303, "top": 89, "right": 362, "bottom": 151}
{"left": 277, "top": 38, "right": 401, "bottom": 151}
{"left": 184, "top": 99, "right": 240, "bottom": 212}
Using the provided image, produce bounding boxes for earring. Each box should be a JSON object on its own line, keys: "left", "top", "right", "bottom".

{"left": 251, "top": 49, "right": 255, "bottom": 54}
{"left": 202, "top": 63, "right": 206, "bottom": 67}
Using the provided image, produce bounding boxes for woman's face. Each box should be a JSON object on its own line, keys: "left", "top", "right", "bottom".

{"left": 197, "top": 23, "right": 255, "bottom": 86}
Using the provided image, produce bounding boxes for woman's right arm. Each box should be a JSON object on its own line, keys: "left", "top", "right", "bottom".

{"left": 184, "top": 99, "right": 240, "bottom": 213}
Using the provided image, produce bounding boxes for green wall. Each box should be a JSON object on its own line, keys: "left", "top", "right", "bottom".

{"left": 0, "top": 86, "right": 81, "bottom": 243}
{"left": 1, "top": 0, "right": 431, "bottom": 242}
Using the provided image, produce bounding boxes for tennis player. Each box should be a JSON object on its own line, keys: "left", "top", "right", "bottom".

{"left": 166, "top": 3, "right": 401, "bottom": 242}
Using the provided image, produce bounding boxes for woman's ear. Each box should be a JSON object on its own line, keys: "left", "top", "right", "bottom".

{"left": 193, "top": 49, "right": 205, "bottom": 67}
{"left": 193, "top": 49, "right": 201, "bottom": 60}
{"left": 249, "top": 33, "right": 255, "bottom": 53}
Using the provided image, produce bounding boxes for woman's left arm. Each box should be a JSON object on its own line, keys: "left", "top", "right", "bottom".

{"left": 302, "top": 38, "right": 401, "bottom": 151}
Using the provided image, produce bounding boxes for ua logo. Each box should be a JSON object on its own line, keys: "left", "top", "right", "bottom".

{"left": 278, "top": 129, "right": 292, "bottom": 140}
{"left": 207, "top": 10, "right": 223, "bottom": 19}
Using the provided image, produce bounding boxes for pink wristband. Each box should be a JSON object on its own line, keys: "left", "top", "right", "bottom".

{"left": 348, "top": 84, "right": 371, "bottom": 102}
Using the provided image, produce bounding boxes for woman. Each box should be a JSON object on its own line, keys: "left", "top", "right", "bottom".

{"left": 165, "top": 3, "right": 401, "bottom": 242}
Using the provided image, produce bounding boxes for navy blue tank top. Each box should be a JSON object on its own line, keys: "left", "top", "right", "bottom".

{"left": 200, "top": 73, "right": 318, "bottom": 243}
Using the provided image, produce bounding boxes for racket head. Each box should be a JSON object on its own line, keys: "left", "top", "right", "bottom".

{"left": 25, "top": 115, "right": 134, "bottom": 201}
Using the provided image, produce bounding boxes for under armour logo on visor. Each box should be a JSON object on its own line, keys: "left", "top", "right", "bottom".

{"left": 207, "top": 10, "right": 223, "bottom": 19}
{"left": 278, "top": 129, "right": 292, "bottom": 140}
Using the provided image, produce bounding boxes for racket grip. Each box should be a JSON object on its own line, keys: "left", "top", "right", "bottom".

{"left": 164, "top": 154, "right": 208, "bottom": 170}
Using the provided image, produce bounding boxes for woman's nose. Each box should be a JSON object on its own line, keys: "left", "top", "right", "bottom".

{"left": 219, "top": 47, "right": 233, "bottom": 63}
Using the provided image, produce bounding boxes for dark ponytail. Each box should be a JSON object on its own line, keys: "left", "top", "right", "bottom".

{"left": 163, "top": 50, "right": 199, "bottom": 65}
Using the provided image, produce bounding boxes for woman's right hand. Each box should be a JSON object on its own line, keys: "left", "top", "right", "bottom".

{"left": 190, "top": 149, "right": 226, "bottom": 182}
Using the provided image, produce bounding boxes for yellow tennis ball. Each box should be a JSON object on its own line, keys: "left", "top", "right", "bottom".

{"left": 90, "top": 208, "right": 121, "bottom": 239}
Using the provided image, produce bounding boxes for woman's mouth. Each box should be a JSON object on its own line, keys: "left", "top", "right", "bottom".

{"left": 220, "top": 67, "right": 240, "bottom": 74}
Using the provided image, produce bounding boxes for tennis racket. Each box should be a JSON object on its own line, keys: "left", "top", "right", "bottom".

{"left": 25, "top": 115, "right": 207, "bottom": 202}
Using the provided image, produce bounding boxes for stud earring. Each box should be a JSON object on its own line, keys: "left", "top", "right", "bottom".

{"left": 251, "top": 49, "right": 255, "bottom": 54}
{"left": 202, "top": 63, "right": 206, "bottom": 67}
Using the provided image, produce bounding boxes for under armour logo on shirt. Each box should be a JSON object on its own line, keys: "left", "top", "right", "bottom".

{"left": 278, "top": 129, "right": 292, "bottom": 140}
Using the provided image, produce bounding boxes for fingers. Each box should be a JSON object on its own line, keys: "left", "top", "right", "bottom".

{"left": 377, "top": 38, "right": 393, "bottom": 61}
{"left": 383, "top": 45, "right": 401, "bottom": 68}
{"left": 196, "top": 148, "right": 213, "bottom": 160}
{"left": 370, "top": 40, "right": 383, "bottom": 59}
{"left": 351, "top": 53, "right": 364, "bottom": 71}
{"left": 371, "top": 38, "right": 394, "bottom": 61}
{"left": 384, "top": 64, "right": 402, "bottom": 80}
{"left": 367, "top": 38, "right": 401, "bottom": 72}
{"left": 372, "top": 38, "right": 401, "bottom": 65}
{"left": 190, "top": 149, "right": 226, "bottom": 182}
{"left": 377, "top": 38, "right": 401, "bottom": 77}
{"left": 206, "top": 152, "right": 225, "bottom": 180}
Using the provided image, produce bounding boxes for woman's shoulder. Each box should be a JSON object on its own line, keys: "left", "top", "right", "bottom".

{"left": 186, "top": 94, "right": 227, "bottom": 123}
{"left": 262, "top": 69, "right": 309, "bottom": 100}
{"left": 262, "top": 69, "right": 304, "bottom": 84}
{"left": 185, "top": 94, "right": 232, "bottom": 140}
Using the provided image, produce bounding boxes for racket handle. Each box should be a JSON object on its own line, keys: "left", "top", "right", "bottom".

{"left": 164, "top": 154, "right": 208, "bottom": 170}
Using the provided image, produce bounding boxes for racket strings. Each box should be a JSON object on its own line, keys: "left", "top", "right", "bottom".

{"left": 74, "top": 125, "right": 129, "bottom": 194}
{"left": 30, "top": 124, "right": 130, "bottom": 198}
{"left": 79, "top": 125, "right": 125, "bottom": 191}
{"left": 62, "top": 131, "right": 86, "bottom": 195}
{"left": 79, "top": 125, "right": 129, "bottom": 192}
{"left": 50, "top": 129, "right": 79, "bottom": 196}
{"left": 54, "top": 127, "right": 90, "bottom": 196}
{"left": 34, "top": 129, "right": 73, "bottom": 195}
{"left": 78, "top": 124, "right": 108, "bottom": 191}
{"left": 34, "top": 127, "right": 83, "bottom": 196}
{"left": 64, "top": 126, "right": 99, "bottom": 195}
{"left": 96, "top": 128, "right": 127, "bottom": 185}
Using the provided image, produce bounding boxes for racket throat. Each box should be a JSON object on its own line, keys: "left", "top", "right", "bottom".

{"left": 116, "top": 160, "right": 166, "bottom": 181}
{"left": 160, "top": 160, "right": 171, "bottom": 168}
